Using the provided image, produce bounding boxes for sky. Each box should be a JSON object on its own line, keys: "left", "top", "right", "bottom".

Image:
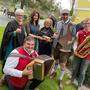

{"left": 54, "top": 0, "right": 71, "bottom": 11}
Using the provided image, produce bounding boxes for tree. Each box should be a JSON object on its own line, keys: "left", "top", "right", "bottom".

{"left": 70, "top": 0, "right": 75, "bottom": 16}
{"left": 20, "top": 0, "right": 25, "bottom": 9}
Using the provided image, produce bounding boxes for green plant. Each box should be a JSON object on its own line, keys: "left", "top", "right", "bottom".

{"left": 0, "top": 26, "right": 4, "bottom": 46}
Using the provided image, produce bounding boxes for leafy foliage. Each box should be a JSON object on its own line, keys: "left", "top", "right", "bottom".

{"left": 0, "top": 27, "right": 5, "bottom": 46}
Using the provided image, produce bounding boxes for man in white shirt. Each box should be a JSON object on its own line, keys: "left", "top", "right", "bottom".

{"left": 3, "top": 36, "right": 39, "bottom": 90}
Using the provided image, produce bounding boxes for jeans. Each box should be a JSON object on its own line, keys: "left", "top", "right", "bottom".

{"left": 72, "top": 56, "right": 90, "bottom": 86}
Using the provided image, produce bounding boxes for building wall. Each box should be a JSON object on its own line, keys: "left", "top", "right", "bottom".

{"left": 74, "top": 0, "right": 90, "bottom": 23}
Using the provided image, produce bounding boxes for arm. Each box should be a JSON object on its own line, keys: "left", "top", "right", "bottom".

{"left": 53, "top": 21, "right": 62, "bottom": 38}
{"left": 3, "top": 49, "right": 23, "bottom": 77}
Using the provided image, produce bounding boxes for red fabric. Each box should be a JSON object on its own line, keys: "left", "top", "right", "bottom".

{"left": 78, "top": 29, "right": 90, "bottom": 59}
{"left": 10, "top": 47, "right": 38, "bottom": 88}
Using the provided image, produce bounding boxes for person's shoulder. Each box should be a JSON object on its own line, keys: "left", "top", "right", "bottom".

{"left": 57, "top": 20, "right": 62, "bottom": 24}
{"left": 10, "top": 48, "right": 18, "bottom": 55}
{"left": 69, "top": 20, "right": 76, "bottom": 26}
{"left": 77, "top": 29, "right": 85, "bottom": 36}
{"left": 8, "top": 19, "right": 16, "bottom": 25}
{"left": 57, "top": 21, "right": 62, "bottom": 26}
{"left": 40, "top": 27, "right": 45, "bottom": 31}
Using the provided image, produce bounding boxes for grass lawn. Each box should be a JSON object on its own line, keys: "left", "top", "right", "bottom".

{"left": 37, "top": 68, "right": 77, "bottom": 90}
{"left": 0, "top": 26, "right": 76, "bottom": 90}
{"left": 0, "top": 26, "right": 4, "bottom": 46}
{"left": 0, "top": 26, "right": 8, "bottom": 90}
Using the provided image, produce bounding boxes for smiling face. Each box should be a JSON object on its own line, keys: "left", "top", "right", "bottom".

{"left": 61, "top": 13, "right": 69, "bottom": 21}
{"left": 15, "top": 9, "right": 24, "bottom": 24}
{"left": 23, "top": 36, "right": 35, "bottom": 53}
{"left": 16, "top": 14, "right": 23, "bottom": 24}
{"left": 44, "top": 18, "right": 52, "bottom": 28}
{"left": 33, "top": 13, "right": 39, "bottom": 21}
{"left": 24, "top": 40, "right": 35, "bottom": 52}
{"left": 31, "top": 11, "right": 40, "bottom": 25}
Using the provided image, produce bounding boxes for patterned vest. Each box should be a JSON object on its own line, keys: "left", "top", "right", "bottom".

{"left": 59, "top": 23, "right": 73, "bottom": 52}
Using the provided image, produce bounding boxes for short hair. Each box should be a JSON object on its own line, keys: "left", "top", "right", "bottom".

{"left": 15, "top": 9, "right": 24, "bottom": 16}
{"left": 24, "top": 36, "right": 34, "bottom": 43}
{"left": 44, "top": 18, "right": 52, "bottom": 26}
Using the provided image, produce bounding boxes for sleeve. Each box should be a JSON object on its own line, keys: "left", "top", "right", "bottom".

{"left": 38, "top": 27, "right": 44, "bottom": 36}
{"left": 1, "top": 21, "right": 17, "bottom": 49}
{"left": 56, "top": 21, "right": 61, "bottom": 32}
{"left": 55, "top": 22, "right": 62, "bottom": 38}
{"left": 3, "top": 49, "right": 23, "bottom": 77}
{"left": 0, "top": 21, "right": 15, "bottom": 60}
{"left": 4, "top": 21, "right": 15, "bottom": 39}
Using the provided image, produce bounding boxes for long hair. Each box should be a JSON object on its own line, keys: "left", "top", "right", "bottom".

{"left": 30, "top": 11, "right": 40, "bottom": 26}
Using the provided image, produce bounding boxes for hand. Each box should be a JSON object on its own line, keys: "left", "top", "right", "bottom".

{"left": 22, "top": 61, "right": 35, "bottom": 76}
{"left": 37, "top": 36, "right": 44, "bottom": 40}
{"left": 43, "top": 36, "right": 51, "bottom": 42}
{"left": 22, "top": 67, "right": 33, "bottom": 76}
{"left": 16, "top": 28, "right": 22, "bottom": 33}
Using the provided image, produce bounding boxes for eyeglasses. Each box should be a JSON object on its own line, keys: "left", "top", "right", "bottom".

{"left": 62, "top": 13, "right": 69, "bottom": 16}
{"left": 16, "top": 14, "right": 23, "bottom": 17}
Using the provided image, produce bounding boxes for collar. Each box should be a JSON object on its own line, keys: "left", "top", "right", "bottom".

{"left": 62, "top": 18, "right": 71, "bottom": 24}
{"left": 23, "top": 48, "right": 34, "bottom": 55}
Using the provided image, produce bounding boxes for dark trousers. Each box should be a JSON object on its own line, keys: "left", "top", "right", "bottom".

{"left": 72, "top": 55, "right": 90, "bottom": 86}
{"left": 5, "top": 76, "right": 42, "bottom": 90}
{"left": 5, "top": 75, "right": 25, "bottom": 90}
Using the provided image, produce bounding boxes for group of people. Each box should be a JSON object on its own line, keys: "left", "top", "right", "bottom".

{"left": 0, "top": 8, "right": 90, "bottom": 90}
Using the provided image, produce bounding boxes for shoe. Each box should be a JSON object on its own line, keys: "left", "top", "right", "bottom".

{"left": 58, "top": 80, "right": 63, "bottom": 90}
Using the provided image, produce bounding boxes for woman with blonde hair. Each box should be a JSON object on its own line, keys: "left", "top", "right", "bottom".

{"left": 38, "top": 18, "right": 54, "bottom": 56}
